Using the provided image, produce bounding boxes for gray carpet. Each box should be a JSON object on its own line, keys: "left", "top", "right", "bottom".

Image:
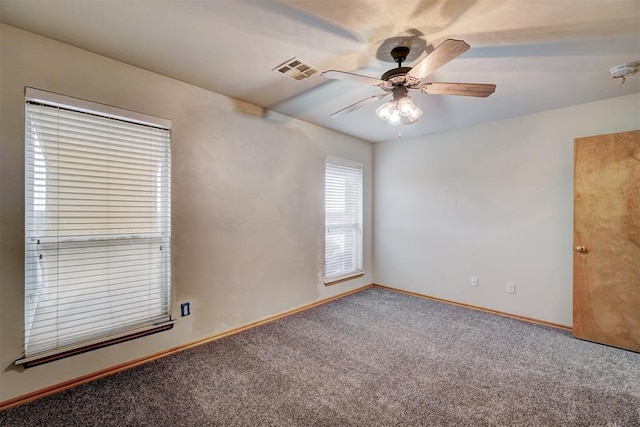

{"left": 1, "top": 287, "right": 639, "bottom": 426}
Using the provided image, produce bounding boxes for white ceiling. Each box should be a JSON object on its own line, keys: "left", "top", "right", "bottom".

{"left": 1, "top": 0, "right": 639, "bottom": 143}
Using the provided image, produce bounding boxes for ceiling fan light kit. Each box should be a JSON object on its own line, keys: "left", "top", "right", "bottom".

{"left": 322, "top": 39, "right": 496, "bottom": 126}
{"left": 376, "top": 87, "right": 423, "bottom": 125}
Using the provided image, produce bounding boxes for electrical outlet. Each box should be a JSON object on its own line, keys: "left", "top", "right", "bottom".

{"left": 470, "top": 276, "right": 478, "bottom": 287}
{"left": 180, "top": 302, "right": 191, "bottom": 317}
{"left": 507, "top": 282, "right": 516, "bottom": 294}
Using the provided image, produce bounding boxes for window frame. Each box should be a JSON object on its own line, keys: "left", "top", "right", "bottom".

{"left": 19, "top": 88, "right": 173, "bottom": 366}
{"left": 324, "top": 156, "right": 364, "bottom": 285}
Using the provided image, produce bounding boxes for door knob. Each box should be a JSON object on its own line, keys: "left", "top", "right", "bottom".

{"left": 575, "top": 245, "right": 588, "bottom": 253}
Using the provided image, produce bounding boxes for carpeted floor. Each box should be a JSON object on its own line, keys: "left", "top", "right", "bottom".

{"left": 1, "top": 286, "right": 639, "bottom": 426}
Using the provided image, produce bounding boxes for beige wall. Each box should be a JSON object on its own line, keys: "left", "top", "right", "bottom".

{"left": 0, "top": 25, "right": 373, "bottom": 402}
{"left": 373, "top": 93, "right": 640, "bottom": 326}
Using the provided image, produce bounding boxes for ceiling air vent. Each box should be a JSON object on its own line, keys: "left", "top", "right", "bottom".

{"left": 273, "top": 57, "right": 318, "bottom": 81}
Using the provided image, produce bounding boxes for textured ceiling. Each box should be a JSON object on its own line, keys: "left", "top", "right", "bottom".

{"left": 1, "top": 0, "right": 639, "bottom": 143}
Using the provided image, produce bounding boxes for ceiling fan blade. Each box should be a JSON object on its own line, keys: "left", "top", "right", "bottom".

{"left": 329, "top": 93, "right": 389, "bottom": 117}
{"left": 322, "top": 70, "right": 384, "bottom": 86}
{"left": 407, "top": 39, "right": 470, "bottom": 80}
{"left": 419, "top": 82, "right": 496, "bottom": 97}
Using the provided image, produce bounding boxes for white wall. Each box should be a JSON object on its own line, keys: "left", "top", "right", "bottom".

{"left": 373, "top": 93, "right": 640, "bottom": 326}
{"left": 0, "top": 25, "right": 373, "bottom": 402}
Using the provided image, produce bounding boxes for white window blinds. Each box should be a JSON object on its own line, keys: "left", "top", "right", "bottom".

{"left": 24, "top": 88, "right": 172, "bottom": 360}
{"left": 325, "top": 156, "right": 363, "bottom": 280}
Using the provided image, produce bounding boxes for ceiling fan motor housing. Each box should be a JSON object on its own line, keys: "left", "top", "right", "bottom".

{"left": 380, "top": 46, "right": 422, "bottom": 90}
{"left": 381, "top": 66, "right": 413, "bottom": 81}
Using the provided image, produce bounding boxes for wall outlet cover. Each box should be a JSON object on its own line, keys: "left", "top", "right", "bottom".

{"left": 181, "top": 302, "right": 191, "bottom": 316}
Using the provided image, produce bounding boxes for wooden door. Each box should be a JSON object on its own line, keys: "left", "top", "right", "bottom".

{"left": 573, "top": 130, "right": 640, "bottom": 352}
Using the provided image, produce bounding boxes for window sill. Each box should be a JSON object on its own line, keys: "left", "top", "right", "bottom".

{"left": 16, "top": 321, "right": 174, "bottom": 368}
{"left": 324, "top": 272, "right": 364, "bottom": 287}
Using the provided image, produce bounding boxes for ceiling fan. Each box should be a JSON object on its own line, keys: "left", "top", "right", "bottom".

{"left": 322, "top": 39, "right": 496, "bottom": 125}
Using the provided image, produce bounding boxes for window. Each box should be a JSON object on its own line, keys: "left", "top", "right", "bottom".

{"left": 324, "top": 156, "right": 363, "bottom": 282}
{"left": 22, "top": 88, "right": 172, "bottom": 364}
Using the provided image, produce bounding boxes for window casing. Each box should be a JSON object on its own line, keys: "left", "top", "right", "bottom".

{"left": 324, "top": 156, "right": 363, "bottom": 282}
{"left": 23, "top": 88, "right": 172, "bottom": 363}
